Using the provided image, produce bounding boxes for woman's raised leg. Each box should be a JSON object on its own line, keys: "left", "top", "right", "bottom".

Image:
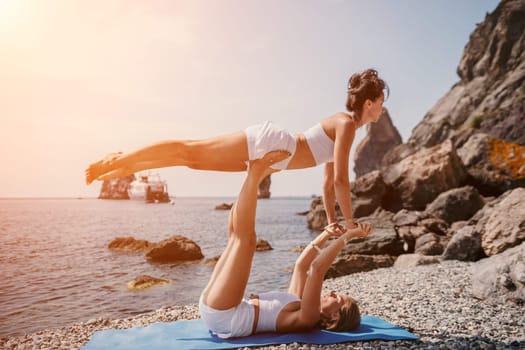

{"left": 202, "top": 150, "right": 290, "bottom": 310}
{"left": 85, "top": 131, "right": 249, "bottom": 184}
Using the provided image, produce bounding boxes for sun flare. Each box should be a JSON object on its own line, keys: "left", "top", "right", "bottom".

{"left": 0, "top": 0, "right": 25, "bottom": 31}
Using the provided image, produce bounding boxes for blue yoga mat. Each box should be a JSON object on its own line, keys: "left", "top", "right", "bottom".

{"left": 82, "top": 316, "right": 417, "bottom": 350}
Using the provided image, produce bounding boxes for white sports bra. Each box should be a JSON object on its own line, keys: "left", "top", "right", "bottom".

{"left": 255, "top": 292, "right": 300, "bottom": 333}
{"left": 302, "top": 123, "right": 335, "bottom": 165}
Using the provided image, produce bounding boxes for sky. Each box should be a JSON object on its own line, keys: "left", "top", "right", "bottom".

{"left": 0, "top": 0, "right": 500, "bottom": 198}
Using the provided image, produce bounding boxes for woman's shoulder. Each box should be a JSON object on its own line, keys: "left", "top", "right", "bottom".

{"left": 321, "top": 112, "right": 356, "bottom": 131}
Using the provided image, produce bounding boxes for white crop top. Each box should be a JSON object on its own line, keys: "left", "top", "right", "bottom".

{"left": 255, "top": 292, "right": 300, "bottom": 333}
{"left": 302, "top": 123, "right": 335, "bottom": 165}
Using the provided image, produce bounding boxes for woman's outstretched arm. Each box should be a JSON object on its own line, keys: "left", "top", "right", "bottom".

{"left": 288, "top": 225, "right": 340, "bottom": 298}
{"left": 332, "top": 118, "right": 357, "bottom": 228}
{"left": 322, "top": 163, "right": 336, "bottom": 225}
{"left": 297, "top": 223, "right": 372, "bottom": 327}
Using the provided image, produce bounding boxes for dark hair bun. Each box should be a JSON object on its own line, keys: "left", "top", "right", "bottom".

{"left": 348, "top": 73, "right": 362, "bottom": 90}
{"left": 345, "top": 68, "right": 388, "bottom": 120}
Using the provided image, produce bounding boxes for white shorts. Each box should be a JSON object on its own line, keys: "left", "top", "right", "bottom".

{"left": 244, "top": 121, "right": 296, "bottom": 170}
{"left": 199, "top": 294, "right": 255, "bottom": 338}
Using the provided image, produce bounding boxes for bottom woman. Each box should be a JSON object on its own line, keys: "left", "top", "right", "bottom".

{"left": 200, "top": 150, "right": 372, "bottom": 338}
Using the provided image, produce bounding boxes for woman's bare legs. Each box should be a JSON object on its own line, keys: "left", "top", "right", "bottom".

{"left": 85, "top": 131, "right": 249, "bottom": 184}
{"left": 202, "top": 150, "right": 290, "bottom": 310}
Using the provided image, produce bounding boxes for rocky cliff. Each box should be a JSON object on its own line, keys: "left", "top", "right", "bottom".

{"left": 353, "top": 109, "right": 402, "bottom": 178}
{"left": 408, "top": 0, "right": 525, "bottom": 149}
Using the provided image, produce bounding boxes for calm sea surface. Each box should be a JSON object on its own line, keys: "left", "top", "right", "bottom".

{"left": 0, "top": 197, "right": 315, "bottom": 337}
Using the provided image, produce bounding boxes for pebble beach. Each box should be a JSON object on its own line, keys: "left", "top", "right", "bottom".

{"left": 2, "top": 260, "right": 523, "bottom": 350}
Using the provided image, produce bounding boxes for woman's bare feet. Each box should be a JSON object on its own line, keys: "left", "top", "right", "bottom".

{"left": 97, "top": 167, "right": 134, "bottom": 182}
{"left": 85, "top": 152, "right": 123, "bottom": 185}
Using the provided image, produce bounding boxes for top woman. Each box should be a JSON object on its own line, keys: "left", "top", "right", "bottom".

{"left": 86, "top": 68, "right": 387, "bottom": 228}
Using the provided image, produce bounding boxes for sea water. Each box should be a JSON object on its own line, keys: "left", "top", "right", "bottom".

{"left": 0, "top": 197, "right": 315, "bottom": 337}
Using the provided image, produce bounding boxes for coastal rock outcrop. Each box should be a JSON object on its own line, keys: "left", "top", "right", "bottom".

{"left": 146, "top": 236, "right": 204, "bottom": 263}
{"left": 353, "top": 109, "right": 402, "bottom": 178}
{"left": 471, "top": 242, "right": 525, "bottom": 303}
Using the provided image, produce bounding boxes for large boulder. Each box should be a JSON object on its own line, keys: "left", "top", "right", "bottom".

{"left": 108, "top": 237, "right": 154, "bottom": 253}
{"left": 408, "top": 0, "right": 525, "bottom": 149}
{"left": 381, "top": 140, "right": 467, "bottom": 211}
{"left": 353, "top": 109, "right": 402, "bottom": 178}
{"left": 423, "top": 186, "right": 485, "bottom": 224}
{"left": 145, "top": 235, "right": 204, "bottom": 263}
{"left": 342, "top": 228, "right": 404, "bottom": 256}
{"left": 471, "top": 188, "right": 525, "bottom": 256}
{"left": 471, "top": 242, "right": 525, "bottom": 303}
{"left": 351, "top": 170, "right": 387, "bottom": 218}
{"left": 306, "top": 197, "right": 342, "bottom": 231}
{"left": 458, "top": 133, "right": 525, "bottom": 196}
{"left": 443, "top": 225, "right": 486, "bottom": 261}
{"left": 392, "top": 209, "right": 422, "bottom": 227}
{"left": 392, "top": 210, "right": 451, "bottom": 254}
{"left": 414, "top": 233, "right": 444, "bottom": 256}
{"left": 325, "top": 254, "right": 395, "bottom": 278}
{"left": 306, "top": 201, "right": 329, "bottom": 231}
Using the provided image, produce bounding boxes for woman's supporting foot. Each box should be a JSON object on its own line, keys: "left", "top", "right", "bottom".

{"left": 85, "top": 152, "right": 123, "bottom": 185}
{"left": 248, "top": 150, "right": 291, "bottom": 177}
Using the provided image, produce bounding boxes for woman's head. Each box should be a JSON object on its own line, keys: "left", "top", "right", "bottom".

{"left": 346, "top": 68, "right": 388, "bottom": 125}
{"left": 319, "top": 291, "right": 361, "bottom": 332}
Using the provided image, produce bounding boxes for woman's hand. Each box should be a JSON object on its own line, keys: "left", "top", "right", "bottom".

{"left": 345, "top": 222, "right": 373, "bottom": 239}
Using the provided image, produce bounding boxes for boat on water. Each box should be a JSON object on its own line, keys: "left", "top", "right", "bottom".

{"left": 128, "top": 173, "right": 171, "bottom": 203}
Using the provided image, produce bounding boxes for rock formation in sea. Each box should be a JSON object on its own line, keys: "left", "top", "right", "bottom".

{"left": 214, "top": 202, "right": 233, "bottom": 210}
{"left": 145, "top": 236, "right": 204, "bottom": 263}
{"left": 306, "top": 0, "right": 525, "bottom": 304}
{"left": 255, "top": 239, "right": 273, "bottom": 251}
{"left": 258, "top": 175, "right": 271, "bottom": 198}
{"left": 353, "top": 109, "right": 402, "bottom": 178}
{"left": 98, "top": 175, "right": 135, "bottom": 200}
